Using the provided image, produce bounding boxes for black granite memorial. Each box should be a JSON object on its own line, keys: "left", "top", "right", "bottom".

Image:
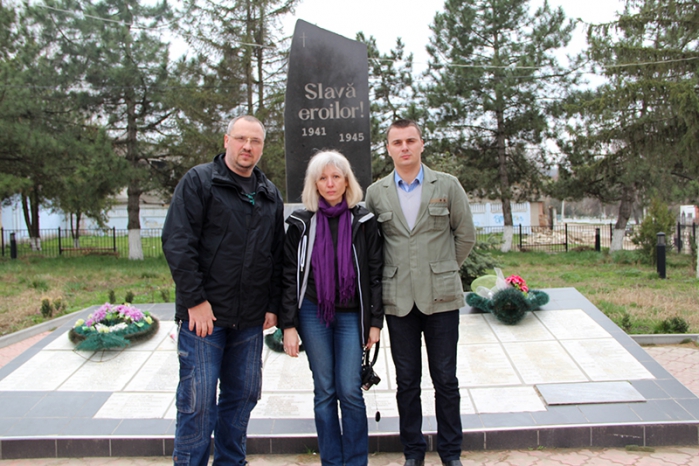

{"left": 284, "top": 20, "right": 372, "bottom": 202}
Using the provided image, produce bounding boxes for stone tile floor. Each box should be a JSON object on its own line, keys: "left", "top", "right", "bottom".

{"left": 1, "top": 288, "right": 699, "bottom": 464}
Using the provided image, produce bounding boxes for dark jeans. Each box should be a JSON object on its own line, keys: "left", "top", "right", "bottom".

{"left": 386, "top": 306, "right": 462, "bottom": 462}
{"left": 298, "top": 298, "right": 368, "bottom": 466}
{"left": 173, "top": 323, "right": 263, "bottom": 466}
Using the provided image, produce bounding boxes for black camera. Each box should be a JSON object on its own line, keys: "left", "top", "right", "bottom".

{"left": 361, "top": 341, "right": 381, "bottom": 391}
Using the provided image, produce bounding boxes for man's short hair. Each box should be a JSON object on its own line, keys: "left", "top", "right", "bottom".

{"left": 227, "top": 115, "right": 266, "bottom": 139}
{"left": 386, "top": 119, "right": 422, "bottom": 141}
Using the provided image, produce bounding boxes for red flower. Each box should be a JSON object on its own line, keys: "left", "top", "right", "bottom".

{"left": 505, "top": 275, "right": 529, "bottom": 293}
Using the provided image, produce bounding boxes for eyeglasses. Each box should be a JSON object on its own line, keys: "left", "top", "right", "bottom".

{"left": 230, "top": 135, "right": 263, "bottom": 148}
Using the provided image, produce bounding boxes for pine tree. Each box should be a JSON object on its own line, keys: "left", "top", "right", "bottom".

{"left": 424, "top": 0, "right": 576, "bottom": 251}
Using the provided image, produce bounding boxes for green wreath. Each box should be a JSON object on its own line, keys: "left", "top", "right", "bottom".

{"left": 466, "top": 288, "right": 549, "bottom": 325}
{"left": 68, "top": 303, "right": 159, "bottom": 351}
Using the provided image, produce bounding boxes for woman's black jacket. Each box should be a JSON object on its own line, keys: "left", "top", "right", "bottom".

{"left": 280, "top": 205, "right": 384, "bottom": 346}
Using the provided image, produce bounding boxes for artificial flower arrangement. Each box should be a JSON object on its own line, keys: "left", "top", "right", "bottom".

{"left": 466, "top": 268, "right": 549, "bottom": 325}
{"left": 69, "top": 303, "right": 159, "bottom": 351}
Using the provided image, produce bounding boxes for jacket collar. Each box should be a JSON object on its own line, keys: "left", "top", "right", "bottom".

{"left": 211, "top": 153, "right": 275, "bottom": 200}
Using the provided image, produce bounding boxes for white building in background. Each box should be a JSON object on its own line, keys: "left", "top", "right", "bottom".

{"left": 0, "top": 190, "right": 169, "bottom": 232}
{"left": 2, "top": 190, "right": 547, "bottom": 232}
{"left": 680, "top": 205, "right": 698, "bottom": 224}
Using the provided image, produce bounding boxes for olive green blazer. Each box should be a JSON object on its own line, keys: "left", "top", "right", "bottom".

{"left": 365, "top": 165, "right": 476, "bottom": 317}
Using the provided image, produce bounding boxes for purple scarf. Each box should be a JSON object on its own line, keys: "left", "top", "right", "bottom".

{"left": 312, "top": 197, "right": 356, "bottom": 325}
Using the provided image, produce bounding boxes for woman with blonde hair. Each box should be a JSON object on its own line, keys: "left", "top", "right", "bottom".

{"left": 280, "top": 150, "right": 383, "bottom": 466}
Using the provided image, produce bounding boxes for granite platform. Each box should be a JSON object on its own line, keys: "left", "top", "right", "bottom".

{"left": 1, "top": 288, "right": 698, "bottom": 460}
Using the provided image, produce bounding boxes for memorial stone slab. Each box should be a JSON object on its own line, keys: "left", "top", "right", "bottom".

{"left": 0, "top": 350, "right": 87, "bottom": 391}
{"left": 456, "top": 344, "right": 521, "bottom": 387}
{"left": 284, "top": 20, "right": 372, "bottom": 202}
{"left": 537, "top": 381, "right": 647, "bottom": 405}
{"left": 561, "top": 338, "right": 654, "bottom": 381}
{"left": 470, "top": 387, "right": 547, "bottom": 414}
{"left": 94, "top": 392, "right": 174, "bottom": 419}
{"left": 459, "top": 314, "right": 499, "bottom": 344}
{"left": 504, "top": 340, "right": 588, "bottom": 384}
{"left": 485, "top": 312, "right": 555, "bottom": 342}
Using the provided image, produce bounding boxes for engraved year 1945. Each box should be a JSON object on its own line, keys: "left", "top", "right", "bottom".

{"left": 302, "top": 127, "right": 326, "bottom": 137}
{"left": 339, "top": 133, "right": 364, "bottom": 142}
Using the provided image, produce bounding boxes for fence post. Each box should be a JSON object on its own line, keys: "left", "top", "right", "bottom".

{"left": 565, "top": 224, "right": 568, "bottom": 252}
{"left": 112, "top": 227, "right": 117, "bottom": 253}
{"left": 10, "top": 232, "right": 17, "bottom": 259}
{"left": 657, "top": 232, "right": 666, "bottom": 279}
{"left": 677, "top": 221, "right": 682, "bottom": 253}
{"left": 610, "top": 223, "right": 613, "bottom": 247}
{"left": 519, "top": 224, "right": 522, "bottom": 250}
{"left": 58, "top": 227, "right": 62, "bottom": 255}
{"left": 1, "top": 227, "right": 3, "bottom": 257}
{"left": 595, "top": 228, "right": 601, "bottom": 252}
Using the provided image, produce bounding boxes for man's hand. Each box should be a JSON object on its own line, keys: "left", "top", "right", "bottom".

{"left": 263, "top": 312, "right": 277, "bottom": 330}
{"left": 283, "top": 328, "right": 300, "bottom": 357}
{"left": 365, "top": 326, "right": 381, "bottom": 350}
{"left": 188, "top": 301, "right": 216, "bottom": 337}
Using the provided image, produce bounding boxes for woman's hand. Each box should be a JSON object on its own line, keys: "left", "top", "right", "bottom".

{"left": 283, "top": 328, "right": 301, "bottom": 357}
{"left": 365, "top": 326, "right": 381, "bottom": 350}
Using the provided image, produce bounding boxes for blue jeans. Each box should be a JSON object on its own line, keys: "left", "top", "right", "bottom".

{"left": 386, "top": 307, "right": 462, "bottom": 462}
{"left": 173, "top": 322, "right": 263, "bottom": 466}
{"left": 298, "top": 299, "right": 368, "bottom": 466}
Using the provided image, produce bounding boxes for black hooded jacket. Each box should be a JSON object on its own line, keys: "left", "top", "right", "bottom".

{"left": 280, "top": 205, "right": 384, "bottom": 346}
{"left": 162, "top": 153, "right": 285, "bottom": 329}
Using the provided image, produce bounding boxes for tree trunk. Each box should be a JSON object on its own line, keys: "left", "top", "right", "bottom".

{"left": 611, "top": 185, "right": 635, "bottom": 252}
{"left": 73, "top": 211, "right": 82, "bottom": 248}
{"left": 21, "top": 190, "right": 41, "bottom": 250}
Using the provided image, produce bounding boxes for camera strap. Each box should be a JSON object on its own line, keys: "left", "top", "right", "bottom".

{"left": 363, "top": 340, "right": 379, "bottom": 367}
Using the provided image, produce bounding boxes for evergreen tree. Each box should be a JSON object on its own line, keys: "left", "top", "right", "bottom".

{"left": 555, "top": 0, "right": 699, "bottom": 252}
{"left": 167, "top": 0, "right": 299, "bottom": 197}
{"left": 425, "top": 0, "right": 576, "bottom": 251}
{"left": 29, "top": 0, "right": 175, "bottom": 259}
{"left": 358, "top": 33, "right": 420, "bottom": 181}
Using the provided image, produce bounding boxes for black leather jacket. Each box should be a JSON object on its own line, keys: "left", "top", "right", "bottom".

{"left": 280, "top": 205, "right": 384, "bottom": 346}
{"left": 162, "top": 153, "right": 285, "bottom": 329}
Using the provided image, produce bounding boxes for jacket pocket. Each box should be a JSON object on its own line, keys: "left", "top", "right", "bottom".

{"left": 429, "top": 260, "right": 462, "bottom": 302}
{"left": 382, "top": 265, "right": 398, "bottom": 306}
{"left": 428, "top": 203, "right": 449, "bottom": 231}
{"left": 377, "top": 211, "right": 398, "bottom": 236}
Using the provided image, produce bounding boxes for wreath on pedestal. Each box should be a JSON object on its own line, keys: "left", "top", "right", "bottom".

{"left": 466, "top": 269, "right": 549, "bottom": 325}
{"left": 69, "top": 303, "right": 159, "bottom": 351}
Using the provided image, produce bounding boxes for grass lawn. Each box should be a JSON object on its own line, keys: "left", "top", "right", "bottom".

{"left": 0, "top": 255, "right": 173, "bottom": 336}
{"left": 490, "top": 249, "right": 699, "bottom": 335}
{"left": 0, "top": 250, "right": 697, "bottom": 337}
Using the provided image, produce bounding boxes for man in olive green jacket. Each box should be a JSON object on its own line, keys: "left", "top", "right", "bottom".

{"left": 365, "top": 119, "right": 476, "bottom": 466}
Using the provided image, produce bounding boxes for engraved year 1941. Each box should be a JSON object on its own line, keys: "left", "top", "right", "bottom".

{"left": 302, "top": 127, "right": 326, "bottom": 137}
{"left": 339, "top": 132, "right": 364, "bottom": 142}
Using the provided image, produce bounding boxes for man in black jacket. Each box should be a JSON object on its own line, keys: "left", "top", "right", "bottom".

{"left": 162, "top": 115, "right": 285, "bottom": 466}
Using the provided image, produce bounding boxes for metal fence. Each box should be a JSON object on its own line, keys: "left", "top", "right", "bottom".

{"left": 1, "top": 227, "right": 164, "bottom": 259}
{"left": 1, "top": 222, "right": 695, "bottom": 259}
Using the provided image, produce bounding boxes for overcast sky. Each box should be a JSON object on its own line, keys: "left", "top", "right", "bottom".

{"left": 282, "top": 0, "right": 626, "bottom": 76}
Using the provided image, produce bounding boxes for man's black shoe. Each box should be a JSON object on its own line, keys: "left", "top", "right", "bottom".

{"left": 404, "top": 459, "right": 424, "bottom": 466}
{"left": 442, "top": 460, "right": 463, "bottom": 466}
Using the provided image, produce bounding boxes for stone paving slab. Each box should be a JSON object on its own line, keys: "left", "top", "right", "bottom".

{"left": 4, "top": 448, "right": 699, "bottom": 466}
{"left": 0, "top": 289, "right": 698, "bottom": 460}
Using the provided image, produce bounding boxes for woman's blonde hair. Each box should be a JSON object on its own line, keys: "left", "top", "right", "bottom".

{"left": 301, "top": 150, "right": 363, "bottom": 211}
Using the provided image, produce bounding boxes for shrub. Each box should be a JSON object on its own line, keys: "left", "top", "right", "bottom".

{"left": 108, "top": 290, "right": 116, "bottom": 303}
{"left": 124, "top": 291, "right": 135, "bottom": 303}
{"left": 632, "top": 198, "right": 675, "bottom": 265}
{"left": 40, "top": 298, "right": 53, "bottom": 318}
{"left": 654, "top": 316, "right": 689, "bottom": 334}
{"left": 460, "top": 235, "right": 502, "bottom": 291}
